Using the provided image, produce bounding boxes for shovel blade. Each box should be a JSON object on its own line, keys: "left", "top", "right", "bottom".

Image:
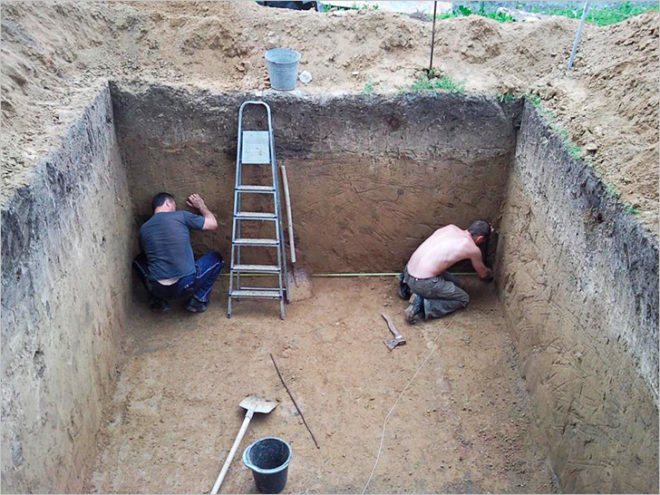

{"left": 240, "top": 395, "right": 278, "bottom": 414}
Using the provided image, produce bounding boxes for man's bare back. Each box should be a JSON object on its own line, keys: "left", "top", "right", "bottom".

{"left": 406, "top": 225, "right": 491, "bottom": 279}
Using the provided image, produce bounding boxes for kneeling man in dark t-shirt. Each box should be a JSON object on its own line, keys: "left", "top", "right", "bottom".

{"left": 133, "top": 192, "right": 224, "bottom": 313}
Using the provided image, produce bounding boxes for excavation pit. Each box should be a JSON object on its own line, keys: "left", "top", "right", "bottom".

{"left": 1, "top": 82, "right": 658, "bottom": 493}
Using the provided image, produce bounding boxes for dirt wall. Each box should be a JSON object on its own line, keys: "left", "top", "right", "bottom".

{"left": 1, "top": 84, "right": 133, "bottom": 492}
{"left": 110, "top": 83, "right": 519, "bottom": 271}
{"left": 496, "top": 102, "right": 659, "bottom": 493}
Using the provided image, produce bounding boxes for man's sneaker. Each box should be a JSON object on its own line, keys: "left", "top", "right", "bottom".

{"left": 149, "top": 297, "right": 170, "bottom": 313}
{"left": 404, "top": 293, "right": 425, "bottom": 324}
{"left": 186, "top": 297, "right": 208, "bottom": 313}
{"left": 398, "top": 273, "right": 412, "bottom": 300}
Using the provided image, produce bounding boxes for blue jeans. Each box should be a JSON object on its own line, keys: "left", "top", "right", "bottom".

{"left": 133, "top": 251, "right": 224, "bottom": 304}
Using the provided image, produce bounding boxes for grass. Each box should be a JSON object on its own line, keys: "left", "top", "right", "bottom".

{"left": 527, "top": 94, "right": 584, "bottom": 161}
{"left": 434, "top": 1, "right": 658, "bottom": 25}
{"left": 536, "top": 1, "right": 659, "bottom": 26}
{"left": 497, "top": 93, "right": 515, "bottom": 103}
{"left": 363, "top": 80, "right": 375, "bottom": 95}
{"left": 606, "top": 183, "right": 622, "bottom": 200}
{"left": 410, "top": 71, "right": 465, "bottom": 94}
{"left": 526, "top": 93, "right": 542, "bottom": 107}
{"left": 566, "top": 143, "right": 582, "bottom": 160}
{"left": 436, "top": 4, "right": 514, "bottom": 22}
{"left": 624, "top": 204, "right": 641, "bottom": 215}
{"left": 319, "top": 2, "right": 378, "bottom": 12}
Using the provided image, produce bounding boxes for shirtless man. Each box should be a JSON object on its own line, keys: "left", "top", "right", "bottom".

{"left": 399, "top": 220, "right": 492, "bottom": 323}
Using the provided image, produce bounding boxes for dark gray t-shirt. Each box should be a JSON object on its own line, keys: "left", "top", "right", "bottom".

{"left": 139, "top": 211, "right": 205, "bottom": 281}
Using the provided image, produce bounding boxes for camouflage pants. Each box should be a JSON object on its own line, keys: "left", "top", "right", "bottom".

{"left": 402, "top": 267, "right": 469, "bottom": 319}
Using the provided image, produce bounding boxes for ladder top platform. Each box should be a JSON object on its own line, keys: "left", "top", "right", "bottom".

{"left": 241, "top": 131, "right": 271, "bottom": 164}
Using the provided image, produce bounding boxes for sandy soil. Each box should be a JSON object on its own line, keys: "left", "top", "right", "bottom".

{"left": 1, "top": 1, "right": 658, "bottom": 231}
{"left": 88, "top": 277, "right": 552, "bottom": 493}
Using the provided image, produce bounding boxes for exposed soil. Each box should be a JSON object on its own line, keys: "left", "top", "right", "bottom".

{"left": 88, "top": 278, "right": 552, "bottom": 494}
{"left": 1, "top": 1, "right": 658, "bottom": 231}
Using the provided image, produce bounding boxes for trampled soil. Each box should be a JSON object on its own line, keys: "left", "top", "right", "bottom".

{"left": 1, "top": 1, "right": 658, "bottom": 231}
{"left": 88, "top": 278, "right": 552, "bottom": 494}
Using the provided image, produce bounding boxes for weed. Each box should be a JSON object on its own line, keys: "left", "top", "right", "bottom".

{"left": 526, "top": 94, "right": 542, "bottom": 107}
{"left": 497, "top": 93, "right": 515, "bottom": 103}
{"left": 567, "top": 143, "right": 582, "bottom": 160}
{"left": 531, "top": 99, "right": 585, "bottom": 162}
{"left": 435, "top": 4, "right": 516, "bottom": 22}
{"left": 550, "top": 123, "right": 569, "bottom": 141}
{"left": 624, "top": 204, "right": 641, "bottom": 215}
{"left": 363, "top": 81, "right": 375, "bottom": 95}
{"left": 606, "top": 183, "right": 622, "bottom": 200}
{"left": 324, "top": 2, "right": 379, "bottom": 12}
{"left": 434, "top": 1, "right": 657, "bottom": 26}
{"left": 535, "top": 1, "right": 659, "bottom": 26}
{"left": 411, "top": 72, "right": 465, "bottom": 94}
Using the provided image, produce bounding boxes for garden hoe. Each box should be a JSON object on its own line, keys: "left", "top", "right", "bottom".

{"left": 210, "top": 395, "right": 278, "bottom": 494}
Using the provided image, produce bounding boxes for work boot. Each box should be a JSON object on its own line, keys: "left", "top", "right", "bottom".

{"left": 398, "top": 273, "right": 412, "bottom": 300}
{"left": 186, "top": 297, "right": 208, "bottom": 313}
{"left": 149, "top": 296, "right": 170, "bottom": 313}
{"left": 404, "top": 293, "right": 425, "bottom": 324}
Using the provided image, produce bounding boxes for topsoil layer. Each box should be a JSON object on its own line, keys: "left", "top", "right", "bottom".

{"left": 1, "top": 1, "right": 659, "bottom": 232}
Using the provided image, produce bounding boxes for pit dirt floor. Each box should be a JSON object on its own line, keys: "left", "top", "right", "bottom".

{"left": 89, "top": 278, "right": 552, "bottom": 494}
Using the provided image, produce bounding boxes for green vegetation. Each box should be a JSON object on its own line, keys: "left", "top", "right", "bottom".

{"left": 535, "top": 1, "right": 659, "bottom": 26}
{"left": 527, "top": 96, "right": 585, "bottom": 162}
{"left": 434, "top": 1, "right": 657, "bottom": 26}
{"left": 320, "top": 2, "right": 378, "bottom": 12}
{"left": 606, "top": 183, "right": 622, "bottom": 200}
{"left": 526, "top": 93, "right": 542, "bottom": 107}
{"left": 566, "top": 143, "right": 582, "bottom": 160}
{"left": 497, "top": 93, "right": 515, "bottom": 103}
{"left": 624, "top": 204, "right": 641, "bottom": 215}
{"left": 410, "top": 71, "right": 465, "bottom": 94}
{"left": 437, "top": 4, "right": 514, "bottom": 22}
{"left": 363, "top": 80, "right": 375, "bottom": 95}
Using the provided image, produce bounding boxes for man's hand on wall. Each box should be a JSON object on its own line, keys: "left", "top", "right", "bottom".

{"left": 186, "top": 193, "right": 207, "bottom": 211}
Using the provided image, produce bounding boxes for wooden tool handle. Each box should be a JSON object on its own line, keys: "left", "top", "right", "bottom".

{"left": 210, "top": 408, "right": 254, "bottom": 494}
{"left": 280, "top": 164, "right": 296, "bottom": 264}
{"left": 381, "top": 313, "right": 402, "bottom": 339}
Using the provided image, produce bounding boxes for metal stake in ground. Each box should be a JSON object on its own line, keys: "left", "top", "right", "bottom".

{"left": 567, "top": 0, "right": 591, "bottom": 70}
{"left": 428, "top": 1, "right": 438, "bottom": 74}
{"left": 270, "top": 353, "right": 320, "bottom": 449}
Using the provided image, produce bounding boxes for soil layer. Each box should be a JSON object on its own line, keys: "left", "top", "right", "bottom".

{"left": 111, "top": 84, "right": 518, "bottom": 272}
{"left": 89, "top": 278, "right": 552, "bottom": 494}
{"left": 2, "top": 2, "right": 658, "bottom": 231}
{"left": 497, "top": 103, "right": 659, "bottom": 493}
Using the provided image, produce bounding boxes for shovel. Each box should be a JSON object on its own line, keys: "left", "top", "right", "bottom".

{"left": 280, "top": 162, "right": 312, "bottom": 302}
{"left": 210, "top": 395, "right": 278, "bottom": 494}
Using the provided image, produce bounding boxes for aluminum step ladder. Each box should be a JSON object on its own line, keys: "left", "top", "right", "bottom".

{"left": 227, "top": 101, "right": 288, "bottom": 319}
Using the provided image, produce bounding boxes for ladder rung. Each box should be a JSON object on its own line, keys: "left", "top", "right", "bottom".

{"left": 230, "top": 289, "right": 281, "bottom": 299}
{"left": 233, "top": 238, "right": 279, "bottom": 247}
{"left": 236, "top": 212, "right": 277, "bottom": 220}
{"left": 232, "top": 264, "right": 280, "bottom": 273}
{"left": 237, "top": 185, "right": 275, "bottom": 193}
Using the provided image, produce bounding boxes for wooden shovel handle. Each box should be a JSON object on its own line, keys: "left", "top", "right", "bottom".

{"left": 280, "top": 164, "right": 296, "bottom": 264}
{"left": 210, "top": 408, "right": 254, "bottom": 494}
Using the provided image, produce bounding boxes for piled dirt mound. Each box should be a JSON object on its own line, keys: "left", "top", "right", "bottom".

{"left": 1, "top": 1, "right": 658, "bottom": 230}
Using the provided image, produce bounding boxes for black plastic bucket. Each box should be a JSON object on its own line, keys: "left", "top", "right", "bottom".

{"left": 242, "top": 437, "right": 292, "bottom": 494}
